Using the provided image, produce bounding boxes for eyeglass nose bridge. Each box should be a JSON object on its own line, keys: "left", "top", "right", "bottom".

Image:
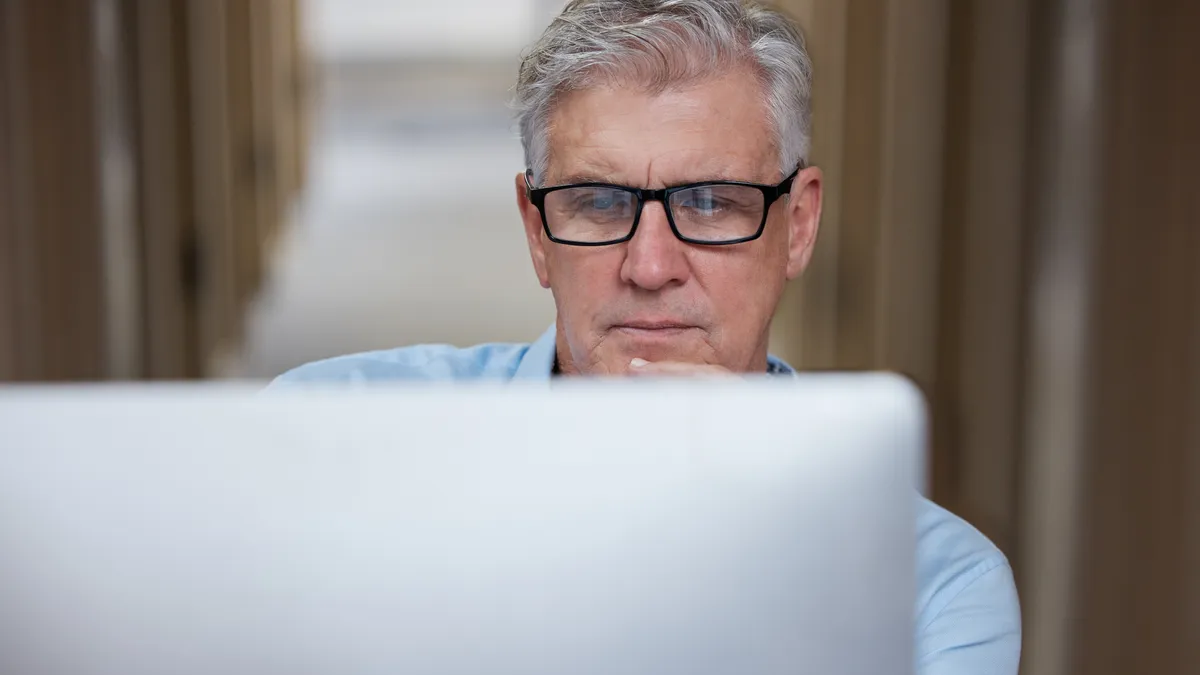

{"left": 625, "top": 187, "right": 677, "bottom": 241}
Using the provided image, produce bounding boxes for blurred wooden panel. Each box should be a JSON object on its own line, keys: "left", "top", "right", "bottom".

{"left": 768, "top": 3, "right": 1200, "bottom": 674}
{"left": 250, "top": 0, "right": 283, "bottom": 250}
{"left": 281, "top": 0, "right": 311, "bottom": 204}
{"left": 186, "top": 0, "right": 241, "bottom": 367}
{"left": 931, "top": 0, "right": 1032, "bottom": 557}
{"left": 1185, "top": 251, "right": 1200, "bottom": 671}
{"left": 768, "top": 0, "right": 846, "bottom": 367}
{"left": 0, "top": 1, "right": 20, "bottom": 380}
{"left": 773, "top": 0, "right": 948, "bottom": 495}
{"left": 95, "top": 0, "right": 144, "bottom": 379}
{"left": 0, "top": 0, "right": 307, "bottom": 381}
{"left": 773, "top": 0, "right": 948, "bottom": 393}
{"left": 0, "top": 0, "right": 45, "bottom": 382}
{"left": 1016, "top": 0, "right": 1102, "bottom": 671}
{"left": 132, "top": 0, "right": 201, "bottom": 378}
{"left": 0, "top": 0, "right": 110, "bottom": 381}
{"left": 224, "top": 0, "right": 264, "bottom": 310}
{"left": 187, "top": 0, "right": 307, "bottom": 372}
{"left": 872, "top": 0, "right": 948, "bottom": 393}
{"left": 1067, "top": 0, "right": 1200, "bottom": 671}
{"left": 830, "top": 0, "right": 887, "bottom": 369}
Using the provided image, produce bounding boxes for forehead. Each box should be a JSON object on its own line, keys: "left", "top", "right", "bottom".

{"left": 544, "top": 71, "right": 778, "bottom": 186}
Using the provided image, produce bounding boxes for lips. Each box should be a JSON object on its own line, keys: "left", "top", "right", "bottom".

{"left": 610, "top": 319, "right": 701, "bottom": 337}
{"left": 614, "top": 321, "right": 695, "bottom": 331}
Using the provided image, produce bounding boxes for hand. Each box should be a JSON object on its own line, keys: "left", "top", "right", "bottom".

{"left": 628, "top": 358, "right": 736, "bottom": 378}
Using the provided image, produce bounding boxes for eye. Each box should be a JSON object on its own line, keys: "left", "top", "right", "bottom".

{"left": 678, "top": 189, "right": 726, "bottom": 215}
{"left": 588, "top": 192, "right": 617, "bottom": 210}
{"left": 568, "top": 189, "right": 630, "bottom": 218}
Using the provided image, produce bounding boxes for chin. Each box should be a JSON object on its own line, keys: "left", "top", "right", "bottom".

{"left": 601, "top": 331, "right": 713, "bottom": 365}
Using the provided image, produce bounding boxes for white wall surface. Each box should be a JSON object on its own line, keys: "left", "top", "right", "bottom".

{"left": 305, "top": 0, "right": 542, "bottom": 60}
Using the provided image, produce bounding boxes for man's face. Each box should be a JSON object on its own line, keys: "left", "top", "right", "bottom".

{"left": 516, "top": 70, "right": 822, "bottom": 375}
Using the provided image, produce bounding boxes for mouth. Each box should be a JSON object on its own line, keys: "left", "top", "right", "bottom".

{"left": 610, "top": 321, "right": 699, "bottom": 336}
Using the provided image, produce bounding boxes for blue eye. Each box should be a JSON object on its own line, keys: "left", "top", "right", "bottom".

{"left": 589, "top": 193, "right": 617, "bottom": 210}
{"left": 571, "top": 189, "right": 630, "bottom": 218}
{"left": 679, "top": 190, "right": 723, "bottom": 215}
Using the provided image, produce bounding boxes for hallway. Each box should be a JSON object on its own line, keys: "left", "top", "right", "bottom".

{"left": 226, "top": 59, "right": 556, "bottom": 379}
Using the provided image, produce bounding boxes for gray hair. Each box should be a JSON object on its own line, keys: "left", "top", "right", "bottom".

{"left": 515, "top": 0, "right": 813, "bottom": 185}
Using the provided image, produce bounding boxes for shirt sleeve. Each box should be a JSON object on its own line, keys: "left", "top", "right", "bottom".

{"left": 916, "top": 561, "right": 1022, "bottom": 675}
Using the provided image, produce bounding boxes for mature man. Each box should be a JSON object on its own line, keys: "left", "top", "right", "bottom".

{"left": 276, "top": 0, "right": 1021, "bottom": 672}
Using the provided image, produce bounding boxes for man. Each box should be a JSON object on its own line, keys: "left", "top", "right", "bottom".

{"left": 275, "top": 0, "right": 1021, "bottom": 672}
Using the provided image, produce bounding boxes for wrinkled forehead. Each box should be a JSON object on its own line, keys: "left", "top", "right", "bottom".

{"left": 542, "top": 69, "right": 780, "bottom": 187}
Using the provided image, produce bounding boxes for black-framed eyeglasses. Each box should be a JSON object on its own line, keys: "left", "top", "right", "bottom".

{"left": 525, "top": 168, "right": 801, "bottom": 247}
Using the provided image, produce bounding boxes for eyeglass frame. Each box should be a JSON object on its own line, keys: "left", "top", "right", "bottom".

{"left": 524, "top": 167, "right": 802, "bottom": 247}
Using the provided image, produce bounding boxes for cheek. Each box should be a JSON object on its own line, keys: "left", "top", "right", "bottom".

{"left": 692, "top": 247, "right": 787, "bottom": 323}
{"left": 547, "top": 249, "right": 623, "bottom": 314}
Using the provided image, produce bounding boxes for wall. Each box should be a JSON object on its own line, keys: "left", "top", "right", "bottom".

{"left": 0, "top": 0, "right": 309, "bottom": 381}
{"left": 773, "top": 1, "right": 1200, "bottom": 673}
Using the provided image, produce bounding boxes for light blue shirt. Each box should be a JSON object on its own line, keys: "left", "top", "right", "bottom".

{"left": 274, "top": 326, "right": 1022, "bottom": 674}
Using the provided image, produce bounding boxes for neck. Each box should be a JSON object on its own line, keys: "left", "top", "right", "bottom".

{"left": 553, "top": 324, "right": 585, "bottom": 376}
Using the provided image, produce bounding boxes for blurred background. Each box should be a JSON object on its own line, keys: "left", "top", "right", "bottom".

{"left": 1, "top": 0, "right": 1197, "bottom": 674}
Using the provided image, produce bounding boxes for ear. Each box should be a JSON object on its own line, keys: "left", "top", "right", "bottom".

{"left": 785, "top": 166, "right": 823, "bottom": 280}
{"left": 515, "top": 172, "right": 552, "bottom": 289}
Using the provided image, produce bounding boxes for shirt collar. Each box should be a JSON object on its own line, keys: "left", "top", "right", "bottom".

{"left": 515, "top": 325, "right": 797, "bottom": 379}
{"left": 513, "top": 326, "right": 559, "bottom": 379}
{"left": 767, "top": 356, "right": 797, "bottom": 376}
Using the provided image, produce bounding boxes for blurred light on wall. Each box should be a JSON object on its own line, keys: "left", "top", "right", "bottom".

{"left": 305, "top": 0, "right": 539, "bottom": 61}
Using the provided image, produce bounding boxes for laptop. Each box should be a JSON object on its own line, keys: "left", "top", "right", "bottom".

{"left": 0, "top": 374, "right": 921, "bottom": 675}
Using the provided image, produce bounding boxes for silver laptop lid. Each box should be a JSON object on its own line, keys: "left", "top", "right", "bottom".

{"left": 0, "top": 375, "right": 921, "bottom": 675}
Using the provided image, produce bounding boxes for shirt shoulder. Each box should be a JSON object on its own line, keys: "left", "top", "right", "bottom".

{"left": 268, "top": 342, "right": 534, "bottom": 385}
{"left": 915, "top": 497, "right": 1021, "bottom": 674}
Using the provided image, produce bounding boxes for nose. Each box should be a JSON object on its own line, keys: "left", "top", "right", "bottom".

{"left": 620, "top": 201, "right": 692, "bottom": 291}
